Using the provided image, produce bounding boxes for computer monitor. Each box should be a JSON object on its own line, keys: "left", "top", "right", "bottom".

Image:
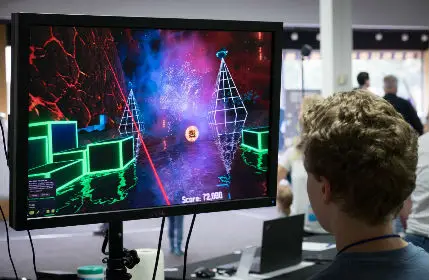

{"left": 9, "top": 13, "right": 282, "bottom": 230}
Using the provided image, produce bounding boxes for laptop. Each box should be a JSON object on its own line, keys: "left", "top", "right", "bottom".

{"left": 250, "top": 214, "right": 305, "bottom": 274}
{"left": 218, "top": 214, "right": 305, "bottom": 274}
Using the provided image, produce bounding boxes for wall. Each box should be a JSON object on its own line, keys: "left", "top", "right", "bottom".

{"left": 0, "top": 24, "right": 7, "bottom": 219}
{"left": 0, "top": 25, "right": 6, "bottom": 115}
{"left": 0, "top": 0, "right": 428, "bottom": 28}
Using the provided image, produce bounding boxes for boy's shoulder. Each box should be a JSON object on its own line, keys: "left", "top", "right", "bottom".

{"left": 310, "top": 243, "right": 429, "bottom": 280}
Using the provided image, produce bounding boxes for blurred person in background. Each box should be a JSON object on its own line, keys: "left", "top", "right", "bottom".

{"left": 169, "top": 215, "right": 184, "bottom": 256}
{"left": 356, "top": 72, "right": 370, "bottom": 90}
{"left": 425, "top": 110, "right": 429, "bottom": 133}
{"left": 400, "top": 117, "right": 429, "bottom": 253}
{"left": 94, "top": 223, "right": 108, "bottom": 236}
{"left": 383, "top": 75, "right": 423, "bottom": 135}
{"left": 277, "top": 94, "right": 326, "bottom": 234}
{"left": 277, "top": 185, "right": 293, "bottom": 217}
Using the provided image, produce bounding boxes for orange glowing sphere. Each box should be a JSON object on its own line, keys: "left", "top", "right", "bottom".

{"left": 185, "top": 125, "right": 199, "bottom": 142}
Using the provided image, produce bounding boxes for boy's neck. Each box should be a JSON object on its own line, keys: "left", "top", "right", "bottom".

{"left": 332, "top": 214, "right": 407, "bottom": 254}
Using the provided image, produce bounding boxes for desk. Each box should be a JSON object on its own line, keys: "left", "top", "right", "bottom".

{"left": 165, "top": 235, "right": 336, "bottom": 280}
{"left": 302, "top": 235, "right": 336, "bottom": 262}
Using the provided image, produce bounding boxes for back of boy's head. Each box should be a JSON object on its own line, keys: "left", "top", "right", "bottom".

{"left": 302, "top": 90, "right": 418, "bottom": 225}
{"left": 301, "top": 95, "right": 324, "bottom": 113}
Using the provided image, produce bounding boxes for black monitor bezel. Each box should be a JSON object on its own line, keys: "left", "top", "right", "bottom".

{"left": 10, "top": 13, "right": 282, "bottom": 230}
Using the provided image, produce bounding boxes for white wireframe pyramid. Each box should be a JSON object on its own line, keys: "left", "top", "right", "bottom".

{"left": 209, "top": 50, "right": 248, "bottom": 174}
{"left": 119, "top": 89, "right": 144, "bottom": 141}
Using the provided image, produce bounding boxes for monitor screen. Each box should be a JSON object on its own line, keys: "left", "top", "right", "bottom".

{"left": 10, "top": 14, "right": 281, "bottom": 229}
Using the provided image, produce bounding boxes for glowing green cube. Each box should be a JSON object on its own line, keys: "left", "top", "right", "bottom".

{"left": 28, "top": 136, "right": 49, "bottom": 169}
{"left": 241, "top": 127, "right": 269, "bottom": 153}
{"left": 29, "top": 121, "right": 78, "bottom": 163}
{"left": 53, "top": 147, "right": 88, "bottom": 174}
{"left": 87, "top": 136, "right": 134, "bottom": 174}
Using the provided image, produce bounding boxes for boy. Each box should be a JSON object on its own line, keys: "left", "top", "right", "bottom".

{"left": 301, "top": 90, "right": 429, "bottom": 280}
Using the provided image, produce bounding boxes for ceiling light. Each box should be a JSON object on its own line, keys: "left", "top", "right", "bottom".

{"left": 290, "top": 32, "right": 299, "bottom": 41}
{"left": 401, "top": 33, "right": 409, "bottom": 42}
{"left": 375, "top": 33, "right": 383, "bottom": 41}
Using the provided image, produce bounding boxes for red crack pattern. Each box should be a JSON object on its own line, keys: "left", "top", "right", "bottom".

{"left": 29, "top": 26, "right": 126, "bottom": 128}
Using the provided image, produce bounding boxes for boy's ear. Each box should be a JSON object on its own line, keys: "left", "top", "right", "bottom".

{"left": 320, "top": 176, "right": 332, "bottom": 204}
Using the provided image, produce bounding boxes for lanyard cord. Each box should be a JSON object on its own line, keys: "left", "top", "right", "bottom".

{"left": 337, "top": 234, "right": 401, "bottom": 256}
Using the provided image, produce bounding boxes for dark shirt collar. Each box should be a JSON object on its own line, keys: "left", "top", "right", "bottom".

{"left": 384, "top": 93, "right": 398, "bottom": 99}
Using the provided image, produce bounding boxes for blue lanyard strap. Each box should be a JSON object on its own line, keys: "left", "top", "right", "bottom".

{"left": 336, "top": 234, "right": 401, "bottom": 256}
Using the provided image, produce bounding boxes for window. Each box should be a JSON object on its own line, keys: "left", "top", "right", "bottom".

{"left": 281, "top": 50, "right": 426, "bottom": 117}
{"left": 279, "top": 50, "right": 427, "bottom": 150}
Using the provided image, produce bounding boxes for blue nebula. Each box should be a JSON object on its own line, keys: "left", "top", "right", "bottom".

{"left": 116, "top": 30, "right": 212, "bottom": 140}
{"left": 117, "top": 30, "right": 163, "bottom": 131}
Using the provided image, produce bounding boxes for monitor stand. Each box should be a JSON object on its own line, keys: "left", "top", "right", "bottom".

{"left": 102, "top": 221, "right": 140, "bottom": 280}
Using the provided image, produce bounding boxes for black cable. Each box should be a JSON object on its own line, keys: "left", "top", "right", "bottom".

{"left": 183, "top": 214, "right": 196, "bottom": 280}
{"left": 101, "top": 228, "right": 109, "bottom": 255}
{"left": 0, "top": 206, "right": 18, "bottom": 279}
{"left": 0, "top": 119, "right": 8, "bottom": 162}
{"left": 152, "top": 216, "right": 165, "bottom": 280}
{"left": 0, "top": 119, "right": 17, "bottom": 279}
{"left": 27, "top": 230, "right": 39, "bottom": 280}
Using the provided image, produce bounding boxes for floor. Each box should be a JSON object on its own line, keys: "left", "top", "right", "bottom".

{"left": 0, "top": 207, "right": 279, "bottom": 279}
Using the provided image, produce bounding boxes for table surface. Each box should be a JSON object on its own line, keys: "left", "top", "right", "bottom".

{"left": 165, "top": 235, "right": 336, "bottom": 280}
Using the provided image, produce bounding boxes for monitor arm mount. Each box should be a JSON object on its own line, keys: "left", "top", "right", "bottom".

{"left": 101, "top": 221, "right": 140, "bottom": 280}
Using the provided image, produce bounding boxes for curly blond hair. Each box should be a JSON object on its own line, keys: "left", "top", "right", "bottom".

{"left": 302, "top": 90, "right": 418, "bottom": 225}
{"left": 299, "top": 95, "right": 324, "bottom": 127}
{"left": 301, "top": 95, "right": 324, "bottom": 114}
{"left": 296, "top": 94, "right": 324, "bottom": 150}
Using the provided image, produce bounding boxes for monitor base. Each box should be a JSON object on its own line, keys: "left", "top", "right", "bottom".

{"left": 102, "top": 221, "right": 140, "bottom": 280}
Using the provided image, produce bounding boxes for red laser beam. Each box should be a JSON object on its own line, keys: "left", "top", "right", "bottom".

{"left": 102, "top": 50, "right": 171, "bottom": 206}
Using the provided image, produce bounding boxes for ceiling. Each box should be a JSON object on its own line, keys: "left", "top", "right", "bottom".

{"left": 0, "top": 0, "right": 428, "bottom": 29}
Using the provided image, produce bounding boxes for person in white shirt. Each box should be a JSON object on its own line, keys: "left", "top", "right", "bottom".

{"left": 277, "top": 95, "right": 326, "bottom": 234}
{"left": 404, "top": 128, "right": 429, "bottom": 253}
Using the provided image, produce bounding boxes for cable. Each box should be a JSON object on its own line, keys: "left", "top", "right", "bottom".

{"left": 0, "top": 119, "right": 18, "bottom": 279}
{"left": 183, "top": 214, "right": 197, "bottom": 280}
{"left": 0, "top": 118, "right": 8, "bottom": 162}
{"left": 0, "top": 206, "right": 18, "bottom": 279}
{"left": 27, "top": 230, "right": 39, "bottom": 280}
{"left": 152, "top": 216, "right": 165, "bottom": 280}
